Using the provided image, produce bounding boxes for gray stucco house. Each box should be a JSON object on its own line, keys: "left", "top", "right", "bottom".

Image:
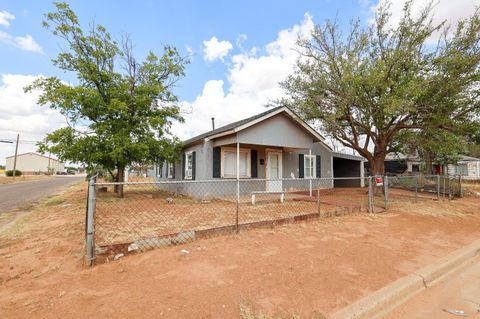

{"left": 152, "top": 106, "right": 364, "bottom": 196}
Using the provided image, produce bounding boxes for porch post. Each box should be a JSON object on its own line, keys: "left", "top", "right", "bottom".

{"left": 309, "top": 148, "right": 312, "bottom": 197}
{"left": 236, "top": 142, "right": 240, "bottom": 232}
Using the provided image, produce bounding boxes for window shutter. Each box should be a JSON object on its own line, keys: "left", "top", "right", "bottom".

{"left": 298, "top": 154, "right": 304, "bottom": 178}
{"left": 316, "top": 155, "right": 321, "bottom": 178}
{"left": 213, "top": 147, "right": 221, "bottom": 178}
{"left": 182, "top": 153, "right": 186, "bottom": 179}
{"left": 192, "top": 151, "right": 196, "bottom": 180}
{"left": 251, "top": 150, "right": 258, "bottom": 178}
{"left": 159, "top": 162, "right": 163, "bottom": 178}
{"left": 172, "top": 162, "right": 175, "bottom": 178}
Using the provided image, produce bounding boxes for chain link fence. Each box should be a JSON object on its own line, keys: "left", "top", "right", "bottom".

{"left": 384, "top": 175, "right": 463, "bottom": 208}
{"left": 87, "top": 177, "right": 371, "bottom": 264}
{"left": 85, "top": 175, "right": 464, "bottom": 265}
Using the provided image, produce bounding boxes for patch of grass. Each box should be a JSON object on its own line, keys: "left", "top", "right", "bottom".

{"left": 45, "top": 196, "right": 66, "bottom": 206}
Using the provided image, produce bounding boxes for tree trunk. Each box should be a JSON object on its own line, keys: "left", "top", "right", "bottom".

{"left": 369, "top": 152, "right": 387, "bottom": 196}
{"left": 114, "top": 165, "right": 125, "bottom": 198}
{"left": 369, "top": 153, "right": 386, "bottom": 176}
{"left": 425, "top": 152, "right": 433, "bottom": 175}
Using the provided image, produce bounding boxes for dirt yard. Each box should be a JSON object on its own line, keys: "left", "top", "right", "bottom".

{"left": 1, "top": 181, "right": 480, "bottom": 318}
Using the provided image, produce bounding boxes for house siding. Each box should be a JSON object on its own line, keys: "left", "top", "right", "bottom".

{"left": 447, "top": 161, "right": 480, "bottom": 178}
{"left": 236, "top": 113, "right": 315, "bottom": 149}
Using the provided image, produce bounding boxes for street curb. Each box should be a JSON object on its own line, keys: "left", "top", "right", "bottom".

{"left": 330, "top": 239, "right": 480, "bottom": 319}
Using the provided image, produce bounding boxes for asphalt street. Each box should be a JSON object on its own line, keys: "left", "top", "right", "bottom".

{"left": 0, "top": 176, "right": 83, "bottom": 213}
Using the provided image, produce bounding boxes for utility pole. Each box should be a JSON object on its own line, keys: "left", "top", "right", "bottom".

{"left": 12, "top": 134, "right": 19, "bottom": 178}
{"left": 48, "top": 152, "right": 51, "bottom": 175}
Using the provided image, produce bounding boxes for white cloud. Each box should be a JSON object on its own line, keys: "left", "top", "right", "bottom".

{"left": 202, "top": 36, "right": 233, "bottom": 62}
{"left": 173, "top": 14, "right": 314, "bottom": 140}
{"left": 0, "top": 74, "right": 65, "bottom": 164}
{"left": 0, "top": 10, "right": 15, "bottom": 27}
{"left": 13, "top": 34, "right": 44, "bottom": 54}
{"left": 0, "top": 31, "right": 44, "bottom": 54}
{"left": 370, "top": 0, "right": 480, "bottom": 37}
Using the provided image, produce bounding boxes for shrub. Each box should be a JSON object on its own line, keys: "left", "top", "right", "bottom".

{"left": 6, "top": 170, "right": 22, "bottom": 177}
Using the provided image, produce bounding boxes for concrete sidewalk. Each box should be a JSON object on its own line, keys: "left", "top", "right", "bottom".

{"left": 385, "top": 257, "right": 480, "bottom": 318}
{"left": 330, "top": 240, "right": 480, "bottom": 319}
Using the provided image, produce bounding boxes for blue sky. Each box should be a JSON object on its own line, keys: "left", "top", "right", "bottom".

{"left": 0, "top": 0, "right": 478, "bottom": 164}
{"left": 0, "top": 0, "right": 372, "bottom": 100}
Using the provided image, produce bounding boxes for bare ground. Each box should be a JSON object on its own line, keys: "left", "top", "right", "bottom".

{"left": 1, "top": 181, "right": 480, "bottom": 318}
{"left": 0, "top": 175, "right": 54, "bottom": 185}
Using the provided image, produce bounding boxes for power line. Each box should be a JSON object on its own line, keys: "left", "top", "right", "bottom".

{"left": 0, "top": 138, "right": 43, "bottom": 144}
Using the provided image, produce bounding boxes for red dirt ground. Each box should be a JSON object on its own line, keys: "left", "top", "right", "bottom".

{"left": 1, "top": 181, "right": 480, "bottom": 318}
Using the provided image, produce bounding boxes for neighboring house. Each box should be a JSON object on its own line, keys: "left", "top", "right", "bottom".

{"left": 152, "top": 106, "right": 364, "bottom": 196}
{"left": 384, "top": 153, "right": 480, "bottom": 179}
{"left": 383, "top": 153, "right": 420, "bottom": 175}
{"left": 445, "top": 155, "right": 480, "bottom": 179}
{"left": 5, "top": 152, "right": 65, "bottom": 175}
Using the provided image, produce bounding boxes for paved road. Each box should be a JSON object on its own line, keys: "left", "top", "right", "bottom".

{"left": 385, "top": 256, "right": 480, "bottom": 318}
{"left": 0, "top": 176, "right": 84, "bottom": 213}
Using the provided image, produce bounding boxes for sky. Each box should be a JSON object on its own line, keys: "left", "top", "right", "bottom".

{"left": 0, "top": 0, "right": 479, "bottom": 165}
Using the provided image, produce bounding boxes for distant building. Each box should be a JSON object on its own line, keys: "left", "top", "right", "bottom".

{"left": 5, "top": 152, "right": 65, "bottom": 175}
{"left": 383, "top": 153, "right": 480, "bottom": 179}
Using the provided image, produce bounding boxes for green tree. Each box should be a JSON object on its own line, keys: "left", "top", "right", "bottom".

{"left": 399, "top": 128, "right": 467, "bottom": 174}
{"left": 467, "top": 129, "right": 480, "bottom": 158}
{"left": 26, "top": 2, "right": 188, "bottom": 196}
{"left": 279, "top": 0, "right": 480, "bottom": 175}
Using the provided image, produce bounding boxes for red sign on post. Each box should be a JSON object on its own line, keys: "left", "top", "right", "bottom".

{"left": 375, "top": 177, "right": 383, "bottom": 186}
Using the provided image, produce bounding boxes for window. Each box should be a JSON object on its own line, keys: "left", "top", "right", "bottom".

{"left": 412, "top": 164, "right": 420, "bottom": 172}
{"left": 221, "top": 147, "right": 250, "bottom": 178}
{"left": 184, "top": 152, "right": 193, "bottom": 179}
{"left": 167, "top": 162, "right": 174, "bottom": 179}
{"left": 455, "top": 164, "right": 468, "bottom": 176}
{"left": 304, "top": 155, "right": 316, "bottom": 178}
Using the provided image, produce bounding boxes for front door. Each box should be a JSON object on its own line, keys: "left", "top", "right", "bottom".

{"left": 266, "top": 151, "right": 282, "bottom": 191}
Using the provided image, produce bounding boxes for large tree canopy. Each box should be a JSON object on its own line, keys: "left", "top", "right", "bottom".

{"left": 280, "top": 0, "right": 480, "bottom": 175}
{"left": 26, "top": 2, "right": 188, "bottom": 195}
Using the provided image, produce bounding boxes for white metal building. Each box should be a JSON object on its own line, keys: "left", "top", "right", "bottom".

{"left": 5, "top": 152, "right": 65, "bottom": 175}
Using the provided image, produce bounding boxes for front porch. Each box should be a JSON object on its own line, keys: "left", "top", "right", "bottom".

{"left": 213, "top": 142, "right": 320, "bottom": 193}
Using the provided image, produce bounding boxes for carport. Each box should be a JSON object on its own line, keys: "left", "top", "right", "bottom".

{"left": 332, "top": 152, "right": 365, "bottom": 187}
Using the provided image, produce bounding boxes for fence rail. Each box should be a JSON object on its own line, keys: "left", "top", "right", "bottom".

{"left": 85, "top": 174, "right": 464, "bottom": 265}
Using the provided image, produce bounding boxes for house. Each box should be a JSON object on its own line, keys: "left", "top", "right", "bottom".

{"left": 152, "top": 107, "right": 364, "bottom": 196}
{"left": 5, "top": 152, "right": 65, "bottom": 175}
{"left": 445, "top": 155, "right": 480, "bottom": 179}
{"left": 384, "top": 153, "right": 480, "bottom": 179}
{"left": 383, "top": 153, "right": 420, "bottom": 175}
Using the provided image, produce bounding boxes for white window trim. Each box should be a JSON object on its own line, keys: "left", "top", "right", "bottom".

{"left": 220, "top": 147, "right": 251, "bottom": 178}
{"left": 184, "top": 151, "right": 194, "bottom": 180}
{"left": 304, "top": 154, "right": 316, "bottom": 179}
{"left": 166, "top": 162, "right": 174, "bottom": 179}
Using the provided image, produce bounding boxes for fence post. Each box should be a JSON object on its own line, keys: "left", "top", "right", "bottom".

{"left": 368, "top": 176, "right": 373, "bottom": 213}
{"left": 384, "top": 175, "right": 388, "bottom": 209}
{"left": 236, "top": 179, "right": 239, "bottom": 233}
{"left": 86, "top": 177, "right": 96, "bottom": 266}
{"left": 317, "top": 182, "right": 321, "bottom": 218}
{"left": 443, "top": 176, "right": 446, "bottom": 198}
{"left": 459, "top": 175, "right": 463, "bottom": 198}
{"left": 415, "top": 176, "right": 418, "bottom": 203}
{"left": 448, "top": 177, "right": 451, "bottom": 200}
{"left": 436, "top": 174, "right": 440, "bottom": 200}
